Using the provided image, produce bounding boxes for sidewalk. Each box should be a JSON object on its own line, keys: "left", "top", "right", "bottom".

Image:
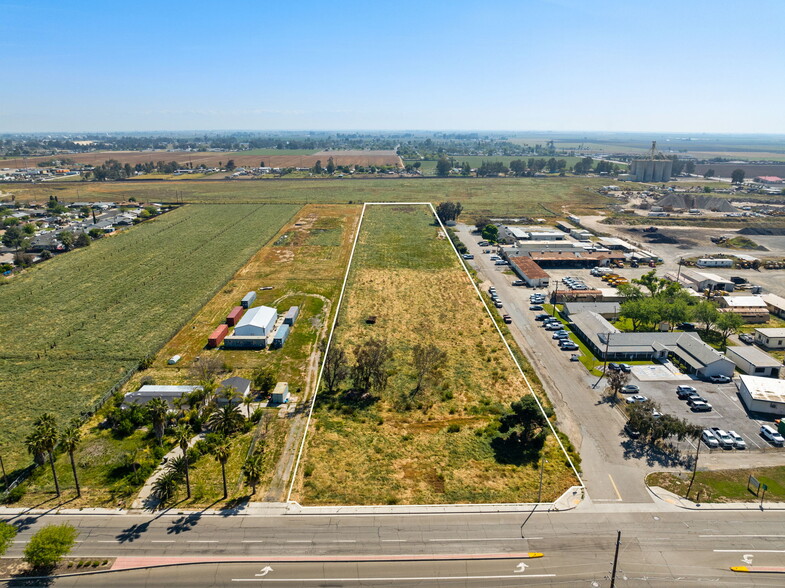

{"left": 648, "top": 485, "right": 785, "bottom": 511}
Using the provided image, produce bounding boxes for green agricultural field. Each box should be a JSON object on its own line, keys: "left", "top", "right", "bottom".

{"left": 294, "top": 205, "right": 578, "bottom": 505}
{"left": 5, "top": 177, "right": 613, "bottom": 218}
{"left": 403, "top": 156, "right": 590, "bottom": 176}
{"left": 0, "top": 203, "right": 297, "bottom": 470}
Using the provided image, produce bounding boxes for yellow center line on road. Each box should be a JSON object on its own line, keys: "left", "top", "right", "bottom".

{"left": 608, "top": 474, "right": 623, "bottom": 501}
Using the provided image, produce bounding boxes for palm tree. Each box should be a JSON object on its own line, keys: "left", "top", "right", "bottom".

{"left": 212, "top": 441, "right": 231, "bottom": 499}
{"left": 25, "top": 429, "right": 47, "bottom": 466}
{"left": 27, "top": 414, "right": 60, "bottom": 496}
{"left": 206, "top": 404, "right": 244, "bottom": 437}
{"left": 172, "top": 423, "right": 192, "bottom": 499}
{"left": 60, "top": 425, "right": 82, "bottom": 498}
{"left": 242, "top": 394, "right": 255, "bottom": 418}
{"left": 147, "top": 398, "right": 169, "bottom": 445}
{"left": 241, "top": 450, "right": 264, "bottom": 496}
{"left": 151, "top": 471, "right": 179, "bottom": 507}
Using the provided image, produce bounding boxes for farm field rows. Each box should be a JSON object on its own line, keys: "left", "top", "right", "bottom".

{"left": 5, "top": 177, "right": 614, "bottom": 218}
{"left": 17, "top": 204, "right": 361, "bottom": 508}
{"left": 0, "top": 150, "right": 400, "bottom": 170}
{"left": 0, "top": 203, "right": 297, "bottom": 470}
{"left": 292, "top": 205, "right": 578, "bottom": 506}
{"left": 404, "top": 156, "right": 587, "bottom": 176}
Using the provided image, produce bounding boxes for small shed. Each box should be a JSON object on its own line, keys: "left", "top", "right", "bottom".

{"left": 167, "top": 355, "right": 181, "bottom": 365}
{"left": 272, "top": 324, "right": 290, "bottom": 349}
{"left": 226, "top": 306, "right": 245, "bottom": 326}
{"left": 208, "top": 324, "right": 229, "bottom": 348}
{"left": 284, "top": 306, "right": 300, "bottom": 326}
{"left": 272, "top": 382, "right": 289, "bottom": 404}
{"left": 241, "top": 291, "right": 257, "bottom": 309}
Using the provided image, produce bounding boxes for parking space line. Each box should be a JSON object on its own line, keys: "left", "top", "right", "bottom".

{"left": 608, "top": 474, "right": 623, "bottom": 501}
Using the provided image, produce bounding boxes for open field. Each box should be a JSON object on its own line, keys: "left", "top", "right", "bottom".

{"left": 12, "top": 204, "right": 360, "bottom": 506}
{"left": 648, "top": 467, "right": 785, "bottom": 503}
{"left": 0, "top": 203, "right": 297, "bottom": 471}
{"left": 695, "top": 163, "right": 785, "bottom": 178}
{"left": 403, "top": 156, "right": 587, "bottom": 176}
{"left": 293, "top": 205, "right": 578, "bottom": 505}
{"left": 3, "top": 177, "right": 614, "bottom": 218}
{"left": 0, "top": 150, "right": 400, "bottom": 170}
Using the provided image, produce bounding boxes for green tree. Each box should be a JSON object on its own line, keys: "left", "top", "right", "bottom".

{"left": 481, "top": 224, "right": 499, "bottom": 243}
{"left": 703, "top": 168, "right": 715, "bottom": 179}
{"left": 147, "top": 398, "right": 170, "bottom": 445}
{"left": 60, "top": 424, "right": 82, "bottom": 498}
{"left": 715, "top": 312, "right": 744, "bottom": 348}
{"left": 212, "top": 440, "right": 231, "bottom": 499}
{"left": 252, "top": 366, "right": 276, "bottom": 395}
{"left": 326, "top": 157, "right": 335, "bottom": 174}
{"left": 23, "top": 524, "right": 79, "bottom": 570}
{"left": 1, "top": 225, "right": 28, "bottom": 251}
{"left": 685, "top": 160, "right": 696, "bottom": 174}
{"left": 474, "top": 217, "right": 493, "bottom": 233}
{"left": 58, "top": 230, "right": 75, "bottom": 250}
{"left": 225, "top": 159, "right": 236, "bottom": 171}
{"left": 88, "top": 228, "right": 103, "bottom": 240}
{"left": 731, "top": 169, "right": 745, "bottom": 184}
{"left": 172, "top": 423, "right": 192, "bottom": 499}
{"left": 150, "top": 470, "right": 179, "bottom": 506}
{"left": 493, "top": 395, "right": 548, "bottom": 461}
{"left": 693, "top": 300, "right": 720, "bottom": 336}
{"left": 435, "top": 201, "right": 463, "bottom": 223}
{"left": 0, "top": 521, "right": 17, "bottom": 557}
{"left": 312, "top": 160, "right": 323, "bottom": 174}
{"left": 632, "top": 270, "right": 669, "bottom": 297}
{"left": 435, "top": 155, "right": 451, "bottom": 177}
{"left": 620, "top": 298, "right": 659, "bottom": 331}
{"left": 75, "top": 233, "right": 91, "bottom": 248}
{"left": 206, "top": 404, "right": 245, "bottom": 437}
{"left": 242, "top": 449, "right": 264, "bottom": 495}
{"left": 26, "top": 414, "right": 60, "bottom": 496}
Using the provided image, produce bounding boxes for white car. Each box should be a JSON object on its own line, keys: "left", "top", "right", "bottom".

{"left": 727, "top": 430, "right": 746, "bottom": 450}
{"left": 701, "top": 429, "right": 720, "bottom": 448}
{"left": 760, "top": 425, "right": 785, "bottom": 447}
{"left": 626, "top": 395, "right": 648, "bottom": 404}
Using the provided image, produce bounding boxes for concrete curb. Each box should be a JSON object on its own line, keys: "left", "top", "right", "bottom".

{"left": 647, "top": 484, "right": 785, "bottom": 511}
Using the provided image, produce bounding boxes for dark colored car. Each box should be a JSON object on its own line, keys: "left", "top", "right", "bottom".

{"left": 607, "top": 363, "right": 621, "bottom": 372}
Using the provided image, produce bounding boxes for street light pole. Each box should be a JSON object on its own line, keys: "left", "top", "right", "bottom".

{"left": 537, "top": 458, "right": 547, "bottom": 504}
{"left": 610, "top": 530, "right": 622, "bottom": 588}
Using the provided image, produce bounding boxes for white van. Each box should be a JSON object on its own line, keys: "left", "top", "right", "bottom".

{"left": 701, "top": 429, "right": 720, "bottom": 448}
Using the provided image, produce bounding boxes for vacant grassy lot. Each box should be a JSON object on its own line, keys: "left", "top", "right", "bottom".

{"left": 4, "top": 177, "right": 613, "bottom": 218}
{"left": 0, "top": 204, "right": 297, "bottom": 470}
{"left": 293, "top": 205, "right": 578, "bottom": 505}
{"left": 648, "top": 467, "right": 785, "bottom": 503}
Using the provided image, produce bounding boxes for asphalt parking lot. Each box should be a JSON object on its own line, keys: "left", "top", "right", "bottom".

{"left": 623, "top": 375, "right": 778, "bottom": 451}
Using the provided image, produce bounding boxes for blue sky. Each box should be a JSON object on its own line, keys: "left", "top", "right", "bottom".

{"left": 1, "top": 0, "right": 784, "bottom": 133}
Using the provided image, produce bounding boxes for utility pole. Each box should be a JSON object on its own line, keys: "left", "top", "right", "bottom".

{"left": 0, "top": 454, "right": 7, "bottom": 489}
{"left": 609, "top": 530, "right": 621, "bottom": 588}
{"left": 686, "top": 435, "right": 702, "bottom": 499}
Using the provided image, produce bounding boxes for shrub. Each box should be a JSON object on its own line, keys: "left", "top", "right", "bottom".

{"left": 0, "top": 521, "right": 17, "bottom": 556}
{"left": 447, "top": 423, "right": 461, "bottom": 433}
{"left": 0, "top": 486, "right": 25, "bottom": 504}
{"left": 23, "top": 524, "right": 79, "bottom": 570}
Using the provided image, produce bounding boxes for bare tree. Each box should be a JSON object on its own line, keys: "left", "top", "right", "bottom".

{"left": 323, "top": 345, "right": 349, "bottom": 393}
{"left": 190, "top": 356, "right": 223, "bottom": 385}
{"left": 351, "top": 338, "right": 391, "bottom": 395}
{"left": 604, "top": 370, "right": 629, "bottom": 405}
{"left": 411, "top": 343, "right": 448, "bottom": 395}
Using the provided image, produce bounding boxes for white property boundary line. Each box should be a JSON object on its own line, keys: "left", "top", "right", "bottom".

{"left": 286, "top": 202, "right": 584, "bottom": 504}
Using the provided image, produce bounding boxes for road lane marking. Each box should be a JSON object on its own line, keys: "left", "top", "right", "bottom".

{"left": 243, "top": 540, "right": 265, "bottom": 543}
{"left": 608, "top": 474, "right": 623, "bottom": 501}
{"left": 332, "top": 540, "right": 356, "bottom": 543}
{"left": 701, "top": 535, "right": 785, "bottom": 538}
{"left": 97, "top": 540, "right": 118, "bottom": 543}
{"left": 427, "top": 537, "right": 528, "bottom": 542}
{"left": 231, "top": 574, "right": 556, "bottom": 582}
{"left": 715, "top": 550, "right": 785, "bottom": 553}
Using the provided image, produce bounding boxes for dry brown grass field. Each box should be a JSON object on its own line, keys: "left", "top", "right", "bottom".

{"left": 292, "top": 205, "right": 578, "bottom": 505}
{"left": 0, "top": 150, "right": 400, "bottom": 170}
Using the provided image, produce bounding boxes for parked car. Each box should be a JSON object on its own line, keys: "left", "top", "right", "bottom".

{"left": 462, "top": 253, "right": 474, "bottom": 260}
{"left": 626, "top": 395, "right": 648, "bottom": 404}
{"left": 709, "top": 374, "right": 732, "bottom": 384}
{"left": 685, "top": 392, "right": 705, "bottom": 403}
{"left": 529, "top": 305, "right": 544, "bottom": 311}
{"left": 689, "top": 400, "right": 713, "bottom": 412}
{"left": 619, "top": 363, "right": 632, "bottom": 373}
{"left": 512, "top": 280, "right": 525, "bottom": 286}
{"left": 561, "top": 342, "right": 579, "bottom": 351}
{"left": 678, "top": 322, "right": 696, "bottom": 331}
{"left": 546, "top": 323, "right": 562, "bottom": 331}
{"left": 760, "top": 425, "right": 785, "bottom": 447}
{"left": 727, "top": 430, "right": 746, "bottom": 449}
{"left": 494, "top": 301, "right": 503, "bottom": 308}
{"left": 607, "top": 363, "right": 621, "bottom": 372}
{"left": 621, "top": 384, "right": 640, "bottom": 394}
{"left": 570, "top": 353, "right": 580, "bottom": 362}
{"left": 710, "top": 428, "right": 734, "bottom": 449}
{"left": 701, "top": 429, "right": 720, "bottom": 448}
{"left": 535, "top": 313, "right": 550, "bottom": 321}
{"left": 739, "top": 333, "right": 754, "bottom": 345}
{"left": 676, "top": 385, "right": 697, "bottom": 395}
{"left": 624, "top": 423, "right": 641, "bottom": 439}
{"left": 503, "top": 314, "right": 512, "bottom": 324}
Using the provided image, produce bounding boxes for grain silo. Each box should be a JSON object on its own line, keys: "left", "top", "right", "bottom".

{"left": 629, "top": 142, "right": 673, "bottom": 182}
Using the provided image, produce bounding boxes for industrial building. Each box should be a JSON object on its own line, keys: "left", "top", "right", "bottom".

{"left": 562, "top": 302, "right": 620, "bottom": 320}
{"left": 725, "top": 346, "right": 781, "bottom": 379}
{"left": 122, "top": 385, "right": 202, "bottom": 410}
{"left": 272, "top": 323, "right": 290, "bottom": 349}
{"left": 509, "top": 256, "right": 550, "bottom": 288}
{"left": 754, "top": 328, "right": 785, "bottom": 350}
{"left": 717, "top": 296, "right": 769, "bottom": 323}
{"left": 235, "top": 306, "right": 277, "bottom": 337}
{"left": 738, "top": 375, "right": 785, "bottom": 417}
{"left": 569, "top": 311, "right": 735, "bottom": 377}
{"left": 528, "top": 250, "right": 625, "bottom": 269}
{"left": 762, "top": 293, "right": 785, "bottom": 319}
{"left": 628, "top": 142, "right": 673, "bottom": 182}
{"left": 665, "top": 269, "right": 735, "bottom": 293}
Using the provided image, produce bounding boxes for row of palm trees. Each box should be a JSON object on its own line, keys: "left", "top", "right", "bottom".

{"left": 25, "top": 414, "right": 82, "bottom": 498}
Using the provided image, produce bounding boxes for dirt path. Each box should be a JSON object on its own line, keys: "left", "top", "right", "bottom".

{"left": 262, "top": 293, "right": 332, "bottom": 502}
